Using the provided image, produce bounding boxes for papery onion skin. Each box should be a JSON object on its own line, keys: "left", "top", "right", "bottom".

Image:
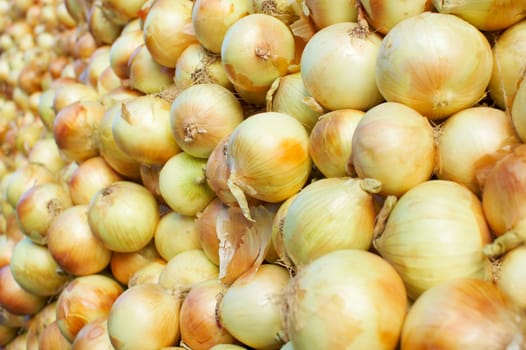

{"left": 401, "top": 278, "right": 526, "bottom": 349}
{"left": 196, "top": 197, "right": 224, "bottom": 265}
{"left": 110, "top": 241, "right": 164, "bottom": 285}
{"left": 0, "top": 265, "right": 46, "bottom": 316}
{"left": 374, "top": 180, "right": 492, "bottom": 299}
{"left": 128, "top": 261, "right": 166, "bottom": 287}
{"left": 72, "top": 317, "right": 113, "bottom": 349}
{"left": 109, "top": 28, "right": 144, "bottom": 80}
{"left": 300, "top": 22, "right": 384, "bottom": 111}
{"left": 285, "top": 249, "right": 407, "bottom": 350}
{"left": 5, "top": 162, "right": 56, "bottom": 208}
{"left": 128, "top": 44, "right": 175, "bottom": 94}
{"left": 37, "top": 320, "right": 72, "bottom": 350}
{"left": 26, "top": 301, "right": 57, "bottom": 350}
{"left": 512, "top": 74, "right": 526, "bottom": 142}
{"left": 154, "top": 211, "right": 201, "bottom": 261}
{"left": 303, "top": 0, "right": 358, "bottom": 29}
{"left": 360, "top": 0, "right": 433, "bottom": 34}
{"left": 497, "top": 245, "right": 526, "bottom": 310}
{"left": 375, "top": 12, "right": 493, "bottom": 120}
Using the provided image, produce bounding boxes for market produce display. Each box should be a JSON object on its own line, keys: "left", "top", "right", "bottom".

{"left": 0, "top": 0, "right": 525, "bottom": 349}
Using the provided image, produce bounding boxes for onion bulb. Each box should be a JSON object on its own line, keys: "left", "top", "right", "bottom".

{"left": 37, "top": 320, "right": 72, "bottom": 350}
{"left": 226, "top": 112, "right": 311, "bottom": 220}
{"left": 52, "top": 81, "right": 98, "bottom": 114}
{"left": 170, "top": 83, "right": 244, "bottom": 158}
{"left": 158, "top": 249, "right": 218, "bottom": 291}
{"left": 128, "top": 44, "right": 175, "bottom": 94}
{"left": 180, "top": 279, "right": 234, "bottom": 350}
{"left": 300, "top": 21, "right": 383, "bottom": 111}
{"left": 87, "top": 2, "right": 123, "bottom": 45}
{"left": 5, "top": 162, "right": 56, "bottom": 208}
{"left": 128, "top": 260, "right": 166, "bottom": 287}
{"left": 109, "top": 28, "right": 144, "bottom": 80}
{"left": 221, "top": 13, "right": 296, "bottom": 105}
{"left": 374, "top": 180, "right": 492, "bottom": 299}
{"left": 302, "top": 0, "right": 358, "bottom": 29}
{"left": 0, "top": 265, "right": 46, "bottom": 316}
{"left": 154, "top": 211, "right": 200, "bottom": 261}
{"left": 101, "top": 0, "right": 148, "bottom": 24}
{"left": 308, "top": 109, "right": 363, "bottom": 178}
{"left": 28, "top": 138, "right": 67, "bottom": 174}
{"left": 497, "top": 245, "right": 526, "bottom": 310}
{"left": 360, "top": 0, "right": 433, "bottom": 34}
{"left": 0, "top": 326, "right": 17, "bottom": 347}
{"left": 88, "top": 181, "right": 160, "bottom": 253}
{"left": 284, "top": 249, "right": 407, "bottom": 350}
{"left": 56, "top": 274, "right": 124, "bottom": 342}
{"left": 4, "top": 332, "right": 28, "bottom": 350}
{"left": 401, "top": 278, "right": 526, "bottom": 349}
{"left": 436, "top": 106, "right": 520, "bottom": 194}
{"left": 72, "top": 317, "right": 113, "bottom": 349}
{"left": 350, "top": 102, "right": 436, "bottom": 196}
{"left": 26, "top": 302, "right": 57, "bottom": 350}
{"left": 375, "top": 12, "right": 493, "bottom": 120}
{"left": 110, "top": 240, "right": 164, "bottom": 285}
{"left": 512, "top": 72, "right": 526, "bottom": 142}
{"left": 218, "top": 264, "right": 290, "bottom": 350}
{"left": 108, "top": 283, "right": 181, "bottom": 350}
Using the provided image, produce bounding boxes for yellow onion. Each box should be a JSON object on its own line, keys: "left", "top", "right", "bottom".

{"left": 482, "top": 144, "right": 526, "bottom": 257}
{"left": 15, "top": 121, "right": 45, "bottom": 155}
{"left": 360, "top": 0, "right": 433, "bottom": 34}
{"left": 302, "top": 0, "right": 358, "bottom": 29}
{"left": 129, "top": 44, "right": 175, "bottom": 94}
{"left": 512, "top": 72, "right": 526, "bottom": 142}
{"left": 436, "top": 106, "right": 520, "bottom": 194}
{"left": 159, "top": 152, "right": 216, "bottom": 216}
{"left": 101, "top": 0, "right": 148, "bottom": 24}
{"left": 283, "top": 177, "right": 380, "bottom": 267}
{"left": 140, "top": 163, "right": 165, "bottom": 203}
{"left": 97, "top": 65, "right": 121, "bottom": 96}
{"left": 52, "top": 81, "right": 98, "bottom": 114}
{"left": 180, "top": 279, "right": 234, "bottom": 350}
{"left": 154, "top": 211, "right": 200, "bottom": 261}
{"left": 38, "top": 89, "right": 59, "bottom": 132}
{"left": 252, "top": 0, "right": 300, "bottom": 25}
{"left": 433, "top": 0, "right": 526, "bottom": 31}
{"left": 0, "top": 236, "right": 15, "bottom": 268}
{"left": 5, "top": 212, "right": 25, "bottom": 243}
{"left": 88, "top": 181, "right": 159, "bottom": 253}
{"left": 128, "top": 260, "right": 166, "bottom": 287}
{"left": 270, "top": 194, "right": 297, "bottom": 266}
{"left": 376, "top": 12, "right": 493, "bottom": 120}
{"left": 28, "top": 138, "right": 67, "bottom": 174}
{"left": 490, "top": 20, "right": 526, "bottom": 111}
{"left": 15, "top": 182, "right": 73, "bottom": 245}
{"left": 170, "top": 83, "right": 244, "bottom": 158}
{"left": 221, "top": 13, "right": 296, "bottom": 105}
{"left": 308, "top": 109, "right": 363, "bottom": 178}
{"left": 266, "top": 72, "right": 324, "bottom": 133}
{"left": 53, "top": 100, "right": 105, "bottom": 163}
{"left": 497, "top": 245, "right": 526, "bottom": 310}
{"left": 374, "top": 180, "right": 492, "bottom": 299}
{"left": 56, "top": 1, "right": 77, "bottom": 28}
{"left": 401, "top": 278, "right": 526, "bottom": 349}
{"left": 110, "top": 240, "right": 164, "bottom": 285}
{"left": 87, "top": 2, "right": 123, "bottom": 45}
{"left": 158, "top": 249, "right": 219, "bottom": 291}
{"left": 196, "top": 197, "right": 224, "bottom": 265}
{"left": 26, "top": 302, "right": 57, "bottom": 350}
{"left": 0, "top": 265, "right": 46, "bottom": 316}
{"left": 143, "top": 0, "right": 197, "bottom": 68}
{"left": 38, "top": 320, "right": 72, "bottom": 350}
{"left": 219, "top": 264, "right": 289, "bottom": 349}
{"left": 98, "top": 103, "right": 141, "bottom": 179}
{"left": 351, "top": 102, "right": 436, "bottom": 196}
{"left": 10, "top": 237, "right": 71, "bottom": 297}
{"left": 107, "top": 283, "right": 181, "bottom": 349}
{"left": 83, "top": 46, "right": 111, "bottom": 88}
{"left": 112, "top": 95, "right": 181, "bottom": 166}
{"left": 68, "top": 156, "right": 123, "bottom": 205}
{"left": 5, "top": 162, "right": 56, "bottom": 209}
{"left": 284, "top": 249, "right": 407, "bottom": 350}
{"left": 226, "top": 112, "right": 311, "bottom": 220}
{"left": 101, "top": 86, "right": 143, "bottom": 109}
{"left": 4, "top": 332, "right": 27, "bottom": 350}
{"left": 0, "top": 325, "right": 17, "bottom": 347}
{"left": 210, "top": 345, "right": 247, "bottom": 350}
{"left": 174, "top": 43, "right": 233, "bottom": 91}
{"left": 73, "top": 30, "right": 97, "bottom": 60}
{"left": 0, "top": 306, "right": 28, "bottom": 329}
{"left": 72, "top": 317, "right": 113, "bottom": 349}
{"left": 191, "top": 0, "right": 252, "bottom": 54}
{"left": 56, "top": 274, "right": 124, "bottom": 342}
{"left": 47, "top": 205, "right": 112, "bottom": 276}
{"left": 300, "top": 21, "right": 383, "bottom": 111}
{"left": 109, "top": 28, "right": 144, "bottom": 80}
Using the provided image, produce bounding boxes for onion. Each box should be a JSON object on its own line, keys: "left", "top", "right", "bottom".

{"left": 284, "top": 249, "right": 407, "bottom": 350}
{"left": 489, "top": 19, "right": 526, "bottom": 111}
{"left": 303, "top": 0, "right": 358, "bottom": 29}
{"left": 360, "top": 0, "right": 433, "bottom": 34}
{"left": 433, "top": 0, "right": 526, "bottom": 31}
{"left": 0, "top": 306, "right": 28, "bottom": 329}
{"left": 0, "top": 325, "right": 17, "bottom": 347}
{"left": 56, "top": 274, "right": 124, "bottom": 342}
{"left": 37, "top": 320, "right": 72, "bottom": 350}
{"left": 53, "top": 100, "right": 105, "bottom": 163}
{"left": 497, "top": 245, "right": 526, "bottom": 310}
{"left": 374, "top": 180, "right": 492, "bottom": 299}
{"left": 15, "top": 182, "right": 73, "bottom": 244}
{"left": 5, "top": 212, "right": 24, "bottom": 243}
{"left": 5, "top": 162, "right": 56, "bottom": 208}
{"left": 270, "top": 194, "right": 296, "bottom": 266}
{"left": 128, "top": 260, "right": 166, "bottom": 287}
{"left": 0, "top": 236, "right": 15, "bottom": 268}
{"left": 300, "top": 21, "right": 383, "bottom": 111}
{"left": 110, "top": 240, "right": 164, "bottom": 285}
{"left": 26, "top": 302, "right": 57, "bottom": 350}
{"left": 73, "top": 30, "right": 97, "bottom": 60}
{"left": 351, "top": 102, "right": 436, "bottom": 196}
{"left": 88, "top": 181, "right": 160, "bottom": 253}
{"left": 101, "top": 0, "right": 148, "bottom": 24}
{"left": 28, "top": 138, "right": 67, "bottom": 174}
{"left": 109, "top": 28, "right": 144, "bottom": 80}
{"left": 143, "top": 0, "right": 197, "bottom": 68}
{"left": 100, "top": 86, "right": 143, "bottom": 109}
{"left": 266, "top": 72, "right": 324, "bottom": 133}
{"left": 107, "top": 283, "right": 181, "bottom": 349}
{"left": 375, "top": 12, "right": 493, "bottom": 120}
{"left": 221, "top": 13, "right": 296, "bottom": 105}
{"left": 219, "top": 263, "right": 289, "bottom": 349}
{"left": 139, "top": 163, "right": 165, "bottom": 203}
{"left": 10, "top": 237, "right": 71, "bottom": 297}
{"left": 158, "top": 249, "right": 219, "bottom": 291}
{"left": 191, "top": 0, "right": 252, "bottom": 54}
{"left": 15, "top": 121, "right": 46, "bottom": 156}
{"left": 5, "top": 332, "right": 28, "bottom": 350}
{"left": 159, "top": 152, "right": 216, "bottom": 216}
{"left": 174, "top": 43, "right": 233, "bottom": 91}
{"left": 128, "top": 44, "right": 175, "bottom": 94}
{"left": 512, "top": 73, "right": 526, "bottom": 142}
{"left": 97, "top": 65, "right": 121, "bottom": 95}
{"left": 83, "top": 46, "right": 111, "bottom": 89}
{"left": 180, "top": 279, "right": 234, "bottom": 350}
{"left": 170, "top": 83, "right": 244, "bottom": 158}
{"left": 0, "top": 265, "right": 46, "bottom": 316}
{"left": 87, "top": 2, "right": 123, "bottom": 45}
{"left": 68, "top": 156, "right": 123, "bottom": 205}
{"left": 72, "top": 317, "right": 113, "bottom": 349}
{"left": 308, "top": 109, "right": 363, "bottom": 178}
{"left": 112, "top": 95, "right": 181, "bottom": 166}
{"left": 401, "top": 278, "right": 525, "bottom": 349}
{"left": 436, "top": 106, "right": 520, "bottom": 194}
{"left": 52, "top": 81, "right": 98, "bottom": 114}
{"left": 154, "top": 211, "right": 201, "bottom": 261}
{"left": 196, "top": 197, "right": 224, "bottom": 265}
{"left": 47, "top": 205, "right": 112, "bottom": 276}
{"left": 226, "top": 112, "right": 311, "bottom": 220}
